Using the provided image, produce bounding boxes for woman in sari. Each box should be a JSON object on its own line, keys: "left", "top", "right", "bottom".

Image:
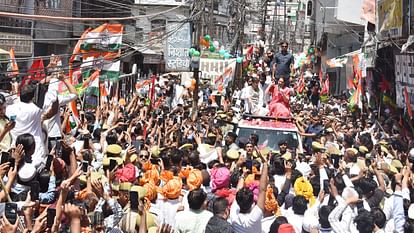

{"left": 266, "top": 77, "right": 294, "bottom": 117}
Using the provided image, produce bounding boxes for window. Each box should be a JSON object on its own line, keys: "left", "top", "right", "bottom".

{"left": 306, "top": 0, "right": 313, "bottom": 17}
{"left": 46, "top": 0, "right": 60, "bottom": 9}
{"left": 138, "top": 8, "right": 146, "bottom": 16}
{"left": 151, "top": 19, "right": 166, "bottom": 32}
{"left": 213, "top": 0, "right": 219, "bottom": 11}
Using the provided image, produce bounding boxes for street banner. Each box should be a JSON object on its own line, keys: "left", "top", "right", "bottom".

{"left": 377, "top": 0, "right": 403, "bottom": 38}
{"left": 395, "top": 54, "right": 414, "bottom": 110}
{"left": 165, "top": 22, "right": 191, "bottom": 72}
{"left": 199, "top": 58, "right": 237, "bottom": 91}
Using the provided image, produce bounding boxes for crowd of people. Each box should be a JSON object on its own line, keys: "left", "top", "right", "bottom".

{"left": 0, "top": 42, "right": 413, "bottom": 233}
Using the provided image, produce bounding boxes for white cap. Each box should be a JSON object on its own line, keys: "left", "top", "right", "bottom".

{"left": 18, "top": 162, "right": 36, "bottom": 182}
{"left": 296, "top": 162, "right": 311, "bottom": 178}
{"left": 409, "top": 148, "right": 414, "bottom": 158}
{"left": 349, "top": 164, "right": 361, "bottom": 176}
{"left": 302, "top": 215, "right": 319, "bottom": 232}
{"left": 341, "top": 187, "right": 359, "bottom": 200}
{"left": 408, "top": 204, "right": 414, "bottom": 219}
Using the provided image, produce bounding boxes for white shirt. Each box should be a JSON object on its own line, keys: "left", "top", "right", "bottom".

{"left": 261, "top": 215, "right": 276, "bottom": 233}
{"left": 153, "top": 194, "right": 182, "bottom": 228}
{"left": 172, "top": 84, "right": 185, "bottom": 108}
{"left": 44, "top": 81, "right": 77, "bottom": 137}
{"left": 273, "top": 174, "right": 286, "bottom": 194}
{"left": 174, "top": 209, "right": 213, "bottom": 233}
{"left": 230, "top": 202, "right": 263, "bottom": 233}
{"left": 6, "top": 101, "right": 46, "bottom": 168}
{"left": 286, "top": 213, "right": 304, "bottom": 233}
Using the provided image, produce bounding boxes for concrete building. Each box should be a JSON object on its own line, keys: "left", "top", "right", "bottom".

{"left": 244, "top": 0, "right": 310, "bottom": 52}
{"left": 132, "top": 0, "right": 232, "bottom": 74}
{"left": 311, "top": 0, "right": 365, "bottom": 94}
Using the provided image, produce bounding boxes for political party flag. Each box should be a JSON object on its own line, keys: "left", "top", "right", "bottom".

{"left": 349, "top": 75, "right": 362, "bottom": 109}
{"left": 80, "top": 24, "right": 123, "bottom": 51}
{"left": 320, "top": 73, "right": 330, "bottom": 95}
{"left": 243, "top": 46, "right": 254, "bottom": 68}
{"left": 404, "top": 86, "right": 413, "bottom": 119}
{"left": 69, "top": 28, "right": 92, "bottom": 80}
{"left": 28, "top": 58, "right": 46, "bottom": 80}
{"left": 100, "top": 60, "right": 121, "bottom": 82}
{"left": 297, "top": 73, "right": 305, "bottom": 94}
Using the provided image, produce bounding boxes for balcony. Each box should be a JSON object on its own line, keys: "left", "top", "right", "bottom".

{"left": 0, "top": 0, "right": 25, "bottom": 13}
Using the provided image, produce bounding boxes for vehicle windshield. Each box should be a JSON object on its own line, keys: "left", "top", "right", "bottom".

{"left": 236, "top": 127, "right": 300, "bottom": 151}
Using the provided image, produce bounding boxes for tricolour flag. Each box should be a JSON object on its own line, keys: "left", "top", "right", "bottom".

{"left": 69, "top": 28, "right": 92, "bottom": 80}
{"left": 349, "top": 75, "right": 362, "bottom": 109}
{"left": 100, "top": 60, "right": 121, "bottom": 82}
{"left": 80, "top": 24, "right": 123, "bottom": 51}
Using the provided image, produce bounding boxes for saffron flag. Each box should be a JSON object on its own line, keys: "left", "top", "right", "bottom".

{"left": 8, "top": 48, "right": 18, "bottom": 76}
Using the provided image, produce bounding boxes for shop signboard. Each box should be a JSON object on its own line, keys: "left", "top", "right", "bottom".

{"left": 395, "top": 54, "right": 414, "bottom": 108}
{"left": 164, "top": 22, "right": 191, "bottom": 72}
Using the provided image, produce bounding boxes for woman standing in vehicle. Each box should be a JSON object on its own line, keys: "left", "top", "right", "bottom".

{"left": 266, "top": 77, "right": 294, "bottom": 118}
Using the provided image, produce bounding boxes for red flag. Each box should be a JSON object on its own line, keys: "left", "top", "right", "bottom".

{"left": 9, "top": 48, "right": 18, "bottom": 76}
{"left": 28, "top": 58, "right": 46, "bottom": 80}
{"left": 319, "top": 69, "right": 323, "bottom": 84}
{"left": 149, "top": 74, "right": 156, "bottom": 108}
{"left": 379, "top": 75, "right": 391, "bottom": 92}
{"left": 297, "top": 73, "right": 305, "bottom": 93}
{"left": 242, "top": 46, "right": 254, "bottom": 68}
{"left": 404, "top": 86, "right": 413, "bottom": 119}
{"left": 21, "top": 58, "right": 46, "bottom": 88}
{"left": 321, "top": 73, "right": 330, "bottom": 95}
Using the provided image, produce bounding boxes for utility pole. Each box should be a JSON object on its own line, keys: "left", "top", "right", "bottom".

{"left": 261, "top": 0, "right": 268, "bottom": 42}
{"left": 284, "top": 0, "right": 287, "bottom": 41}
{"left": 208, "top": 0, "right": 215, "bottom": 36}
{"left": 233, "top": 0, "right": 246, "bottom": 91}
{"left": 191, "top": 0, "right": 204, "bottom": 120}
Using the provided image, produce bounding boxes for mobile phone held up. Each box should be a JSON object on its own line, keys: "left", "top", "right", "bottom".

{"left": 5, "top": 203, "right": 17, "bottom": 224}
{"left": 82, "top": 161, "right": 89, "bottom": 173}
{"left": 130, "top": 191, "right": 139, "bottom": 211}
{"left": 9, "top": 115, "right": 16, "bottom": 122}
{"left": 47, "top": 208, "right": 56, "bottom": 228}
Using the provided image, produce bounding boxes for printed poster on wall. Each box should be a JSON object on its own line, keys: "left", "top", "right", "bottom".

{"left": 395, "top": 54, "right": 414, "bottom": 109}
{"left": 377, "top": 0, "right": 403, "bottom": 38}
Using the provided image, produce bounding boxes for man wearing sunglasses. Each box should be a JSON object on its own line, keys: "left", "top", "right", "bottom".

{"left": 272, "top": 41, "right": 294, "bottom": 86}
